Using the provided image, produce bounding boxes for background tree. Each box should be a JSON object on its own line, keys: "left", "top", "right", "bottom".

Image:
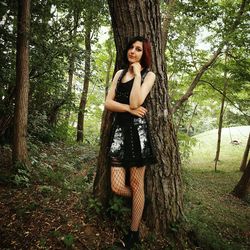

{"left": 240, "top": 133, "right": 250, "bottom": 171}
{"left": 214, "top": 50, "right": 229, "bottom": 171}
{"left": 76, "top": 13, "right": 92, "bottom": 142}
{"left": 12, "top": 0, "right": 30, "bottom": 165}
{"left": 171, "top": 0, "right": 248, "bottom": 113}
{"left": 94, "top": 0, "right": 183, "bottom": 235}
{"left": 232, "top": 159, "right": 250, "bottom": 199}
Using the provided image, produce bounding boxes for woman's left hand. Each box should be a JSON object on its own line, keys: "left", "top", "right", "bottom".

{"left": 131, "top": 62, "right": 142, "bottom": 76}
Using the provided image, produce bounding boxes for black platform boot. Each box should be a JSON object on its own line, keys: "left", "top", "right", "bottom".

{"left": 122, "top": 230, "right": 140, "bottom": 249}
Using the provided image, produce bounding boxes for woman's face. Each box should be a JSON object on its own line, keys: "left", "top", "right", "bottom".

{"left": 127, "top": 41, "right": 143, "bottom": 64}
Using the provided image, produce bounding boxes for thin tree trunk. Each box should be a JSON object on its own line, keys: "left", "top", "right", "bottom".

{"left": 161, "top": 0, "right": 176, "bottom": 51}
{"left": 231, "top": 159, "right": 250, "bottom": 199}
{"left": 76, "top": 25, "right": 91, "bottom": 142}
{"left": 240, "top": 133, "right": 250, "bottom": 171}
{"left": 65, "top": 8, "right": 79, "bottom": 121}
{"left": 187, "top": 104, "right": 198, "bottom": 135}
{"left": 12, "top": 0, "right": 30, "bottom": 165}
{"left": 214, "top": 50, "right": 228, "bottom": 171}
{"left": 94, "top": 0, "right": 183, "bottom": 235}
{"left": 176, "top": 103, "right": 187, "bottom": 132}
{"left": 172, "top": 0, "right": 248, "bottom": 113}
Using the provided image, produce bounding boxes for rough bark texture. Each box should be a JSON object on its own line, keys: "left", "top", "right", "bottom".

{"left": 93, "top": 0, "right": 183, "bottom": 234}
{"left": 240, "top": 133, "right": 250, "bottom": 172}
{"left": 76, "top": 25, "right": 91, "bottom": 142}
{"left": 13, "top": 0, "right": 30, "bottom": 165}
{"left": 232, "top": 159, "right": 250, "bottom": 199}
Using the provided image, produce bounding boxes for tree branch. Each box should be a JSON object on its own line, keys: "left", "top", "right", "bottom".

{"left": 200, "top": 79, "right": 250, "bottom": 121}
{"left": 172, "top": 0, "right": 248, "bottom": 113}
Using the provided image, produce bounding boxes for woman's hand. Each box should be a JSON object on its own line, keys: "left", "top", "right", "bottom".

{"left": 131, "top": 62, "right": 142, "bottom": 76}
{"left": 128, "top": 106, "right": 147, "bottom": 117}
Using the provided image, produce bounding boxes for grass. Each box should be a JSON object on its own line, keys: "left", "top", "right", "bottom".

{"left": 183, "top": 126, "right": 250, "bottom": 250}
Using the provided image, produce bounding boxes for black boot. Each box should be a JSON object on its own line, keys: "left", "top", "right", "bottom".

{"left": 122, "top": 230, "right": 140, "bottom": 249}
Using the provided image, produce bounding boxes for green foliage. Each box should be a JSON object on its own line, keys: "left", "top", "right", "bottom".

{"left": 108, "top": 196, "right": 130, "bottom": 233}
{"left": 87, "top": 197, "right": 102, "bottom": 216}
{"left": 178, "top": 132, "right": 197, "bottom": 161}
{"left": 62, "top": 234, "right": 75, "bottom": 248}
{"left": 183, "top": 126, "right": 249, "bottom": 249}
{"left": 12, "top": 162, "right": 31, "bottom": 187}
{"left": 38, "top": 185, "right": 54, "bottom": 196}
{"left": 168, "top": 0, "right": 249, "bottom": 134}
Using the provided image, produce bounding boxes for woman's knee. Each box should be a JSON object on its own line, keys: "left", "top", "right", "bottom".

{"left": 111, "top": 181, "right": 124, "bottom": 195}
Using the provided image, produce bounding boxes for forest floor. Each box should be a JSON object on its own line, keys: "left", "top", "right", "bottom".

{"left": 0, "top": 127, "right": 249, "bottom": 250}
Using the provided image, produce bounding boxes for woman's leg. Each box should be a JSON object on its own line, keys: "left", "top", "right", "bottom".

{"left": 111, "top": 167, "right": 131, "bottom": 197}
{"left": 130, "top": 166, "right": 146, "bottom": 231}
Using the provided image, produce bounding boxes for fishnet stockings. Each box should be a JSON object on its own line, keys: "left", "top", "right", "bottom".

{"left": 111, "top": 167, "right": 131, "bottom": 197}
{"left": 111, "top": 166, "right": 146, "bottom": 231}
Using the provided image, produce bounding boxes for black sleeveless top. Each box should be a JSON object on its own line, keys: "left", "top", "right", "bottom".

{"left": 115, "top": 68, "right": 148, "bottom": 124}
{"left": 109, "top": 68, "right": 157, "bottom": 168}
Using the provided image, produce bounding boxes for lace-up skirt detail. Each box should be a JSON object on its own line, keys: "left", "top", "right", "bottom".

{"left": 109, "top": 115, "right": 156, "bottom": 168}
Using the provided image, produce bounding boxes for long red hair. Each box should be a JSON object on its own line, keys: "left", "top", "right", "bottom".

{"left": 123, "top": 36, "right": 152, "bottom": 68}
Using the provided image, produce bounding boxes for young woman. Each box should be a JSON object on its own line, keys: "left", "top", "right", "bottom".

{"left": 105, "top": 36, "right": 156, "bottom": 249}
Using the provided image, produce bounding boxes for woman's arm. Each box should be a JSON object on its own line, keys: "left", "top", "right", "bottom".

{"left": 105, "top": 70, "right": 130, "bottom": 113}
{"left": 105, "top": 70, "right": 148, "bottom": 117}
{"left": 129, "top": 64, "right": 156, "bottom": 109}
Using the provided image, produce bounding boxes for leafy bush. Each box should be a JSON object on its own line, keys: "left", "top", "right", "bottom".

{"left": 108, "top": 196, "right": 130, "bottom": 234}
{"left": 178, "top": 132, "right": 197, "bottom": 162}
{"left": 28, "top": 112, "right": 75, "bottom": 142}
{"left": 12, "top": 162, "right": 31, "bottom": 187}
{"left": 87, "top": 197, "right": 102, "bottom": 216}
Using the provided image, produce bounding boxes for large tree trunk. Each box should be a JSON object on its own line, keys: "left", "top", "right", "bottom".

{"left": 93, "top": 0, "right": 183, "bottom": 235}
{"left": 76, "top": 23, "right": 91, "bottom": 142}
{"left": 214, "top": 51, "right": 228, "bottom": 171}
{"left": 12, "top": 0, "right": 30, "bottom": 165}
{"left": 240, "top": 133, "right": 250, "bottom": 172}
{"left": 232, "top": 159, "right": 250, "bottom": 199}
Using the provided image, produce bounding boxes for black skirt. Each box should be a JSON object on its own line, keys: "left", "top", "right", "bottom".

{"left": 109, "top": 116, "right": 157, "bottom": 168}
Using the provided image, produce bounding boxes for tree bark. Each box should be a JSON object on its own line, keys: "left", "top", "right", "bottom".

{"left": 93, "top": 0, "right": 183, "bottom": 235}
{"left": 12, "top": 0, "right": 30, "bottom": 165}
{"left": 232, "top": 159, "right": 250, "bottom": 199}
{"left": 214, "top": 50, "right": 228, "bottom": 171}
{"left": 240, "top": 133, "right": 250, "bottom": 172}
{"left": 76, "top": 23, "right": 91, "bottom": 142}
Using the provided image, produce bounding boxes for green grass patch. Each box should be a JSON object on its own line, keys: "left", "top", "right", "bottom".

{"left": 183, "top": 126, "right": 250, "bottom": 250}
